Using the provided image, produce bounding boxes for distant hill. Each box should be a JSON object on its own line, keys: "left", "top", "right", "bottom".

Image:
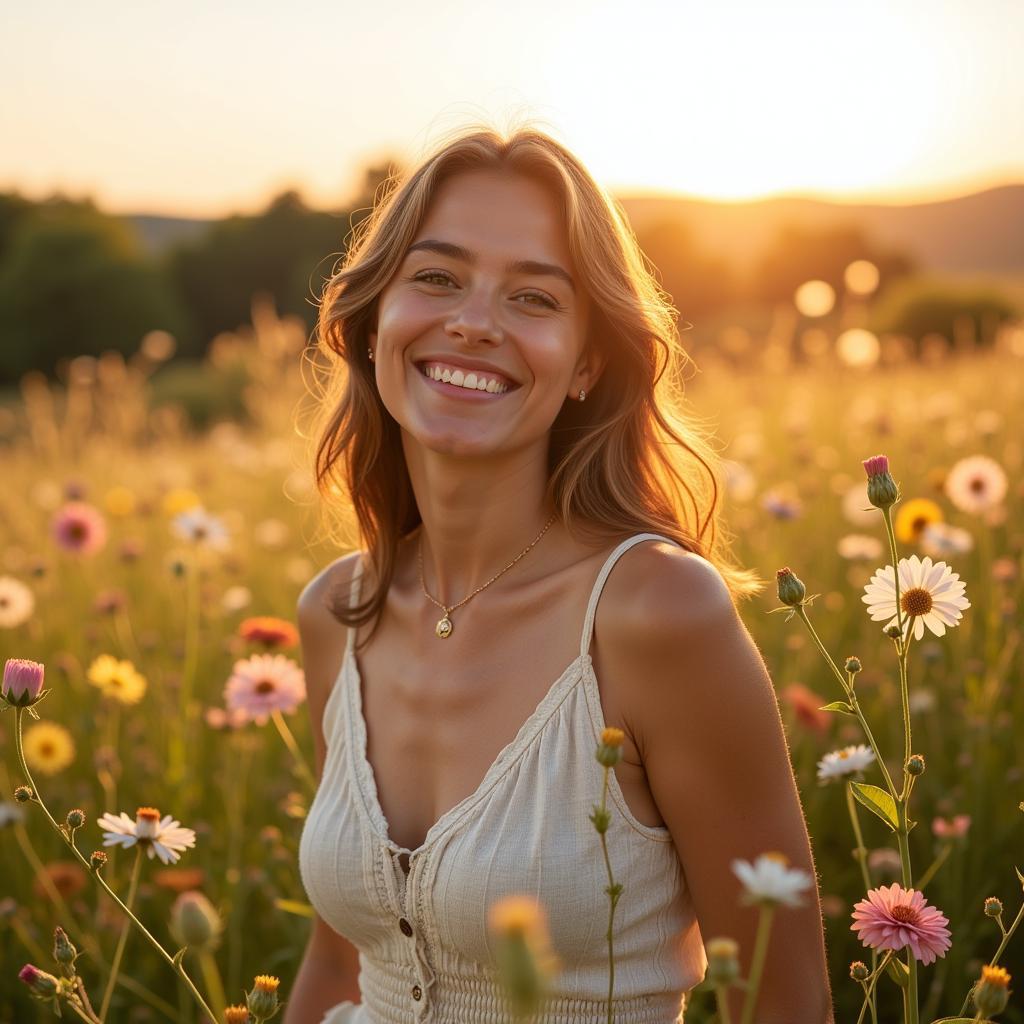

{"left": 124, "top": 183, "right": 1024, "bottom": 276}
{"left": 617, "top": 184, "right": 1024, "bottom": 276}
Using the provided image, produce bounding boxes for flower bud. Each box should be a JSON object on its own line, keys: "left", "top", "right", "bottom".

{"left": 595, "top": 727, "right": 624, "bottom": 768}
{"left": 775, "top": 567, "right": 806, "bottom": 607}
{"left": 2, "top": 659, "right": 46, "bottom": 707}
{"left": 65, "top": 809, "right": 86, "bottom": 830}
{"left": 844, "top": 657, "right": 862, "bottom": 675}
{"left": 863, "top": 455, "right": 900, "bottom": 509}
{"left": 849, "top": 960, "right": 870, "bottom": 982}
{"left": 905, "top": 754, "right": 926, "bottom": 777}
{"left": 170, "top": 891, "right": 222, "bottom": 952}
{"left": 885, "top": 624, "right": 903, "bottom": 639}
{"left": 53, "top": 926, "right": 77, "bottom": 967}
{"left": 14, "top": 785, "right": 33, "bottom": 803}
{"left": 705, "top": 936, "right": 740, "bottom": 986}
{"left": 984, "top": 897, "right": 1004, "bottom": 918}
{"left": 18, "top": 963, "right": 60, "bottom": 997}
{"left": 224, "top": 1007, "right": 250, "bottom": 1024}
{"left": 973, "top": 964, "right": 1012, "bottom": 1016}
{"left": 589, "top": 806, "right": 611, "bottom": 834}
{"left": 246, "top": 975, "right": 281, "bottom": 1021}
{"left": 89, "top": 850, "right": 108, "bottom": 871}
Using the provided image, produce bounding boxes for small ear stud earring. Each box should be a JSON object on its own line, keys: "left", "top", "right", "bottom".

{"left": 578, "top": 388, "right": 587, "bottom": 402}
{"left": 368, "top": 348, "right": 374, "bottom": 361}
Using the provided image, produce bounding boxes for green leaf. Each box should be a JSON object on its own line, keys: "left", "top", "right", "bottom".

{"left": 850, "top": 782, "right": 899, "bottom": 832}
{"left": 930, "top": 1018, "right": 992, "bottom": 1023}
{"left": 884, "top": 955, "right": 910, "bottom": 987}
{"left": 1015, "top": 865, "right": 1024, "bottom": 889}
{"left": 818, "top": 701, "right": 855, "bottom": 716}
{"left": 171, "top": 947, "right": 188, "bottom": 967}
{"left": 274, "top": 898, "right": 314, "bottom": 918}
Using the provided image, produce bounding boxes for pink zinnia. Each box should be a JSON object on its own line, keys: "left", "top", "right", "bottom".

{"left": 851, "top": 883, "right": 951, "bottom": 965}
{"left": 224, "top": 654, "right": 306, "bottom": 725}
{"left": 3, "top": 658, "right": 45, "bottom": 705}
{"left": 51, "top": 502, "right": 107, "bottom": 555}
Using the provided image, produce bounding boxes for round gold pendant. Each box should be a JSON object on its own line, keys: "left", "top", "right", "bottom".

{"left": 435, "top": 616, "right": 453, "bottom": 639}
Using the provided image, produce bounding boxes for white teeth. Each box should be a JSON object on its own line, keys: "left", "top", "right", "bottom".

{"left": 421, "top": 363, "right": 510, "bottom": 394}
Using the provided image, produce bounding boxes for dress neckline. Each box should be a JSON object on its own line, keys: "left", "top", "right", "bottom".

{"left": 344, "top": 642, "right": 592, "bottom": 861}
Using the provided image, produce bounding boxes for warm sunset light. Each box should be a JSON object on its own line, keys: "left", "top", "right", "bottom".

{"left": 1, "top": 0, "right": 1021, "bottom": 216}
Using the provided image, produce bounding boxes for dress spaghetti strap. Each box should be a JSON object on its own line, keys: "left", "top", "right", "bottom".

{"left": 578, "top": 533, "right": 680, "bottom": 658}
{"left": 344, "top": 554, "right": 366, "bottom": 658}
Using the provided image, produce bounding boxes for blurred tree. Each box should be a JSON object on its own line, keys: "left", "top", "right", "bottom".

{"left": 635, "top": 218, "right": 740, "bottom": 321}
{"left": 868, "top": 275, "right": 1018, "bottom": 353}
{"left": 0, "top": 202, "right": 191, "bottom": 384}
{"left": 745, "top": 221, "right": 915, "bottom": 305}
{"left": 0, "top": 191, "right": 35, "bottom": 264}
{"left": 164, "top": 162, "right": 401, "bottom": 357}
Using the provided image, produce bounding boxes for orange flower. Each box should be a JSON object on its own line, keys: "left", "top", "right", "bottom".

{"left": 153, "top": 867, "right": 206, "bottom": 892}
{"left": 781, "top": 684, "right": 831, "bottom": 735}
{"left": 33, "top": 861, "right": 87, "bottom": 900}
{"left": 237, "top": 616, "right": 299, "bottom": 649}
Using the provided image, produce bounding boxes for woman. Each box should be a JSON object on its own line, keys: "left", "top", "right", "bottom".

{"left": 288, "top": 124, "right": 833, "bottom": 1023}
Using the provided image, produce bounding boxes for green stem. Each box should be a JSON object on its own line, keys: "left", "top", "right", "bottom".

{"left": 13, "top": 708, "right": 216, "bottom": 1022}
{"left": 845, "top": 784, "right": 878, "bottom": 1022}
{"left": 198, "top": 951, "right": 228, "bottom": 1021}
{"left": 958, "top": 896, "right": 1024, "bottom": 1015}
{"left": 854, "top": 951, "right": 894, "bottom": 1024}
{"left": 597, "top": 767, "right": 619, "bottom": 1024}
{"left": 271, "top": 708, "right": 317, "bottom": 793}
{"left": 98, "top": 847, "right": 142, "bottom": 1020}
{"left": 739, "top": 903, "right": 775, "bottom": 1024}
{"left": 714, "top": 985, "right": 733, "bottom": 1024}
{"left": 169, "top": 554, "right": 200, "bottom": 785}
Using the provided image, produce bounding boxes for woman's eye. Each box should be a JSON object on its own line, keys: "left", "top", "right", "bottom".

{"left": 411, "top": 271, "right": 559, "bottom": 310}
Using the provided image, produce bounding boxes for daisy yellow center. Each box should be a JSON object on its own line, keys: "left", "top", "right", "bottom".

{"left": 194, "top": 526, "right": 208, "bottom": 539}
{"left": 901, "top": 587, "right": 933, "bottom": 616}
{"left": 136, "top": 807, "right": 161, "bottom": 821}
{"left": 762, "top": 851, "right": 790, "bottom": 866}
{"left": 40, "top": 741, "right": 56, "bottom": 758}
{"left": 838, "top": 750, "right": 850, "bottom": 759}
{"left": 889, "top": 904, "right": 920, "bottom": 924}
{"left": 255, "top": 679, "right": 276, "bottom": 694}
{"left": 911, "top": 516, "right": 928, "bottom": 535}
{"left": 970, "top": 476, "right": 986, "bottom": 493}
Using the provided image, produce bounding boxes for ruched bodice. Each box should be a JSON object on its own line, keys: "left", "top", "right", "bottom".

{"left": 298, "top": 533, "right": 707, "bottom": 1023}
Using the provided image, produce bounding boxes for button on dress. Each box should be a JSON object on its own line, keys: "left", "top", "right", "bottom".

{"left": 298, "top": 533, "right": 707, "bottom": 1023}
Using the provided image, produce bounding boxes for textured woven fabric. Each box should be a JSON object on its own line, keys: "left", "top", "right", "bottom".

{"left": 298, "top": 533, "right": 707, "bottom": 1023}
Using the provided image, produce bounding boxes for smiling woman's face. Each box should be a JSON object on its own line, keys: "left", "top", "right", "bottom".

{"left": 368, "top": 168, "right": 593, "bottom": 460}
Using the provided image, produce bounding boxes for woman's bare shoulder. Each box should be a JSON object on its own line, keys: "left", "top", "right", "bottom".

{"left": 297, "top": 551, "right": 365, "bottom": 635}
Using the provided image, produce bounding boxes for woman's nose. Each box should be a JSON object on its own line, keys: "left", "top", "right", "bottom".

{"left": 444, "top": 289, "right": 504, "bottom": 346}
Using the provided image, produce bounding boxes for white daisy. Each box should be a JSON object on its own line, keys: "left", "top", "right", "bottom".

{"left": 862, "top": 555, "right": 970, "bottom": 642}
{"left": 732, "top": 853, "right": 813, "bottom": 907}
{"left": 97, "top": 807, "right": 197, "bottom": 864}
{"left": 171, "top": 507, "right": 230, "bottom": 550}
{"left": 944, "top": 454, "right": 1007, "bottom": 515}
{"left": 0, "top": 576, "right": 35, "bottom": 629}
{"left": 817, "top": 744, "right": 876, "bottom": 783}
{"left": 837, "top": 534, "right": 884, "bottom": 561}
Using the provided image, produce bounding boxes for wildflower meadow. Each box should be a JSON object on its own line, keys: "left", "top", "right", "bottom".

{"left": 1, "top": 296, "right": 1022, "bottom": 1022}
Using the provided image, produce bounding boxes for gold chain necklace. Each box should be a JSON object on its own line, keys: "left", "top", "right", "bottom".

{"left": 417, "top": 513, "right": 557, "bottom": 638}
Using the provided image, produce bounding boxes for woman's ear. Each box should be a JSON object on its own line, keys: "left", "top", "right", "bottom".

{"left": 572, "top": 343, "right": 607, "bottom": 398}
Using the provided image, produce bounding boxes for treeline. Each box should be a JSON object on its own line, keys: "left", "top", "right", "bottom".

{"left": 0, "top": 162, "right": 1018, "bottom": 385}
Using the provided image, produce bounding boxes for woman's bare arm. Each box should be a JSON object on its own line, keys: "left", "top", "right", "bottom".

{"left": 602, "top": 545, "right": 834, "bottom": 1023}
{"left": 284, "top": 554, "right": 364, "bottom": 1024}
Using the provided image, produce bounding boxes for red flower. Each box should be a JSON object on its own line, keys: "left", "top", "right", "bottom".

{"left": 237, "top": 616, "right": 299, "bottom": 649}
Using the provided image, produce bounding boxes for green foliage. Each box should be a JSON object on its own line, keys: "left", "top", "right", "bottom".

{"left": 163, "top": 190, "right": 353, "bottom": 356}
{"left": 869, "top": 275, "right": 1019, "bottom": 351}
{"left": 149, "top": 358, "right": 251, "bottom": 430}
{"left": 0, "top": 202, "right": 191, "bottom": 383}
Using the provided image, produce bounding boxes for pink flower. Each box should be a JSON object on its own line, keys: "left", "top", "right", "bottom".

{"left": 51, "top": 502, "right": 107, "bottom": 556}
{"left": 2, "top": 658, "right": 45, "bottom": 706}
{"left": 932, "top": 814, "right": 971, "bottom": 839}
{"left": 862, "top": 455, "right": 890, "bottom": 476}
{"left": 204, "top": 706, "right": 250, "bottom": 730}
{"left": 851, "top": 883, "right": 951, "bottom": 965}
{"left": 224, "top": 654, "right": 306, "bottom": 725}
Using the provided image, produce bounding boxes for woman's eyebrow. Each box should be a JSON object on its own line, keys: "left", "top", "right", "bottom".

{"left": 405, "top": 238, "right": 576, "bottom": 294}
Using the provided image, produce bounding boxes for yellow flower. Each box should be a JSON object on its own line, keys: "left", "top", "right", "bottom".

{"left": 23, "top": 722, "right": 75, "bottom": 775}
{"left": 980, "top": 964, "right": 1011, "bottom": 988}
{"left": 600, "top": 727, "right": 625, "bottom": 748}
{"left": 253, "top": 975, "right": 279, "bottom": 993}
{"left": 103, "top": 486, "right": 137, "bottom": 518}
{"left": 87, "top": 654, "right": 147, "bottom": 705}
{"left": 224, "top": 1007, "right": 249, "bottom": 1024}
{"left": 161, "top": 488, "right": 202, "bottom": 517}
{"left": 894, "top": 498, "right": 943, "bottom": 544}
{"left": 488, "top": 895, "right": 542, "bottom": 937}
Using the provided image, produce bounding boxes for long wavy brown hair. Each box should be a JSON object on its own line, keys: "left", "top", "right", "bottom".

{"left": 305, "top": 121, "right": 765, "bottom": 639}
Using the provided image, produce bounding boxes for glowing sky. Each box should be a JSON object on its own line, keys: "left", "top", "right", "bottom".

{"left": 3, "top": 0, "right": 1022, "bottom": 216}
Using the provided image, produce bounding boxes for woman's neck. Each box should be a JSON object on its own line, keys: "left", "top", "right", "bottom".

{"left": 404, "top": 443, "right": 555, "bottom": 602}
